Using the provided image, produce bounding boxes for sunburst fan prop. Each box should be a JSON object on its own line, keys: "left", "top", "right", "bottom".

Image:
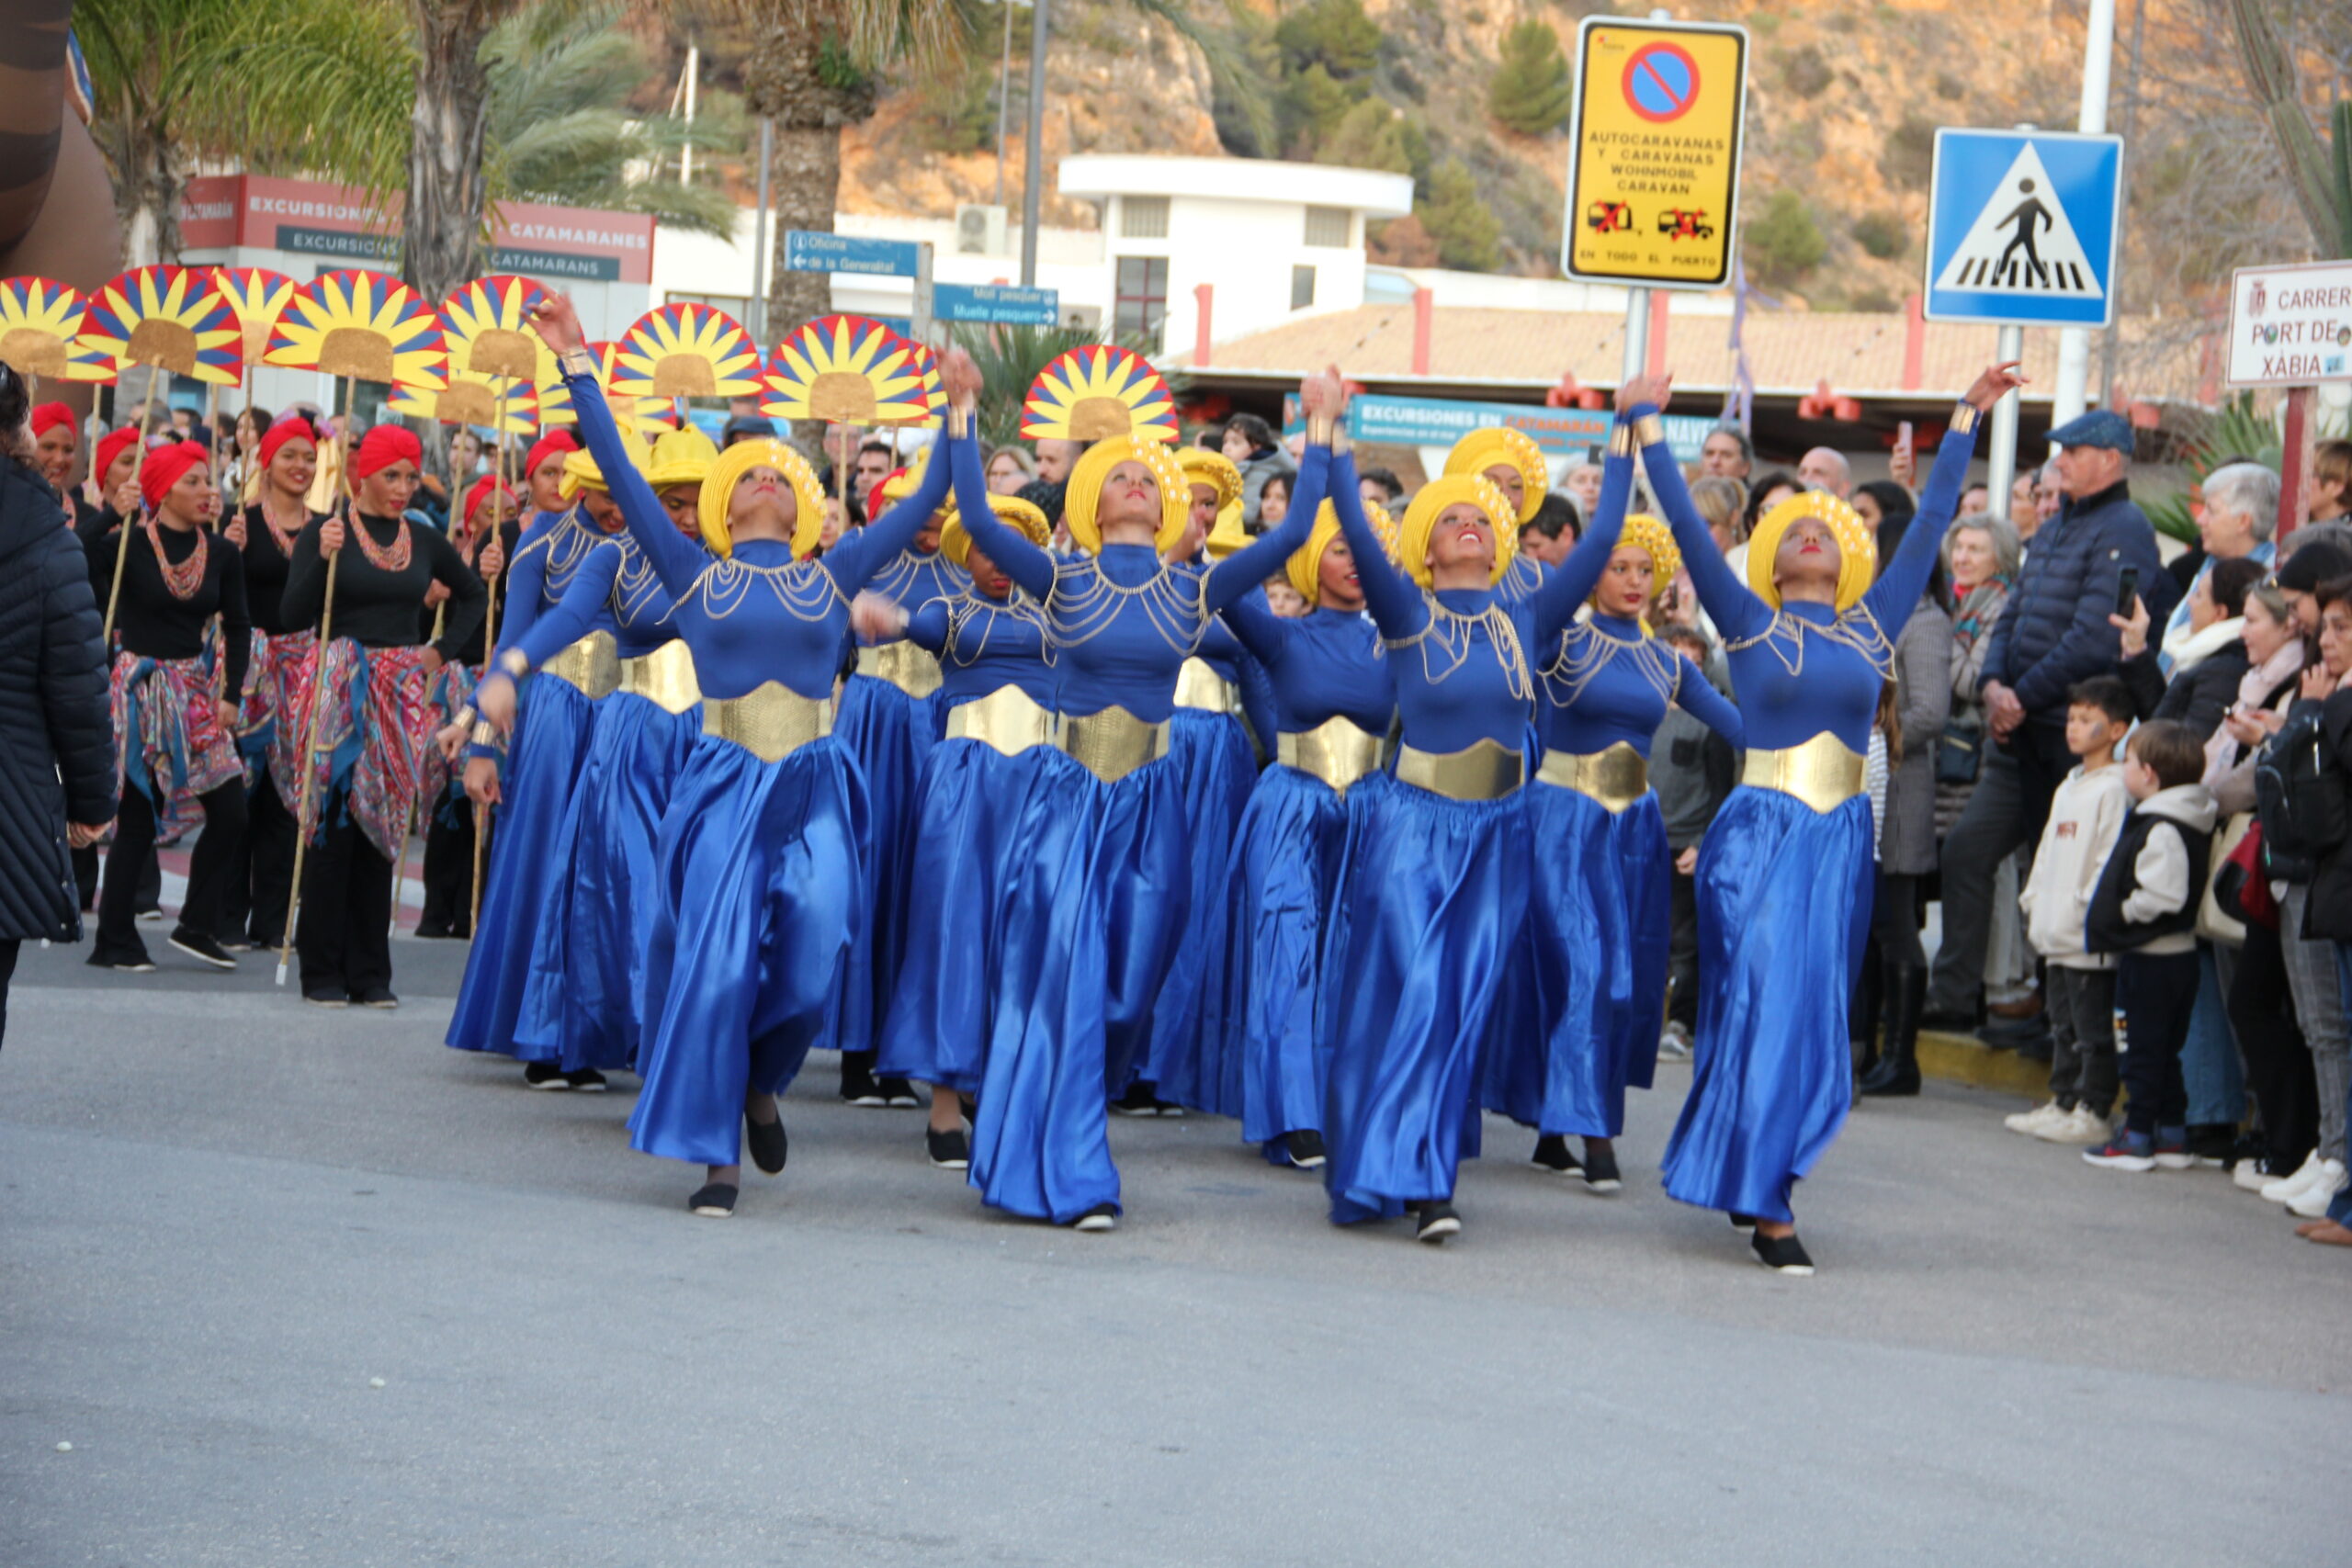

{"left": 611, "top": 303, "right": 763, "bottom": 400}
{"left": 211, "top": 267, "right": 298, "bottom": 365}
{"left": 78, "top": 265, "right": 242, "bottom": 385}
{"left": 0, "top": 276, "right": 112, "bottom": 381}
{"left": 898, "top": 337, "right": 945, "bottom": 421}
{"left": 440, "top": 274, "right": 553, "bottom": 383}
{"left": 1021, "top": 345, "right": 1177, "bottom": 444}
{"left": 534, "top": 338, "right": 667, "bottom": 435}
{"left": 388, "top": 371, "right": 539, "bottom": 434}
{"left": 762, "top": 314, "right": 932, "bottom": 425}
{"left": 266, "top": 269, "right": 446, "bottom": 389}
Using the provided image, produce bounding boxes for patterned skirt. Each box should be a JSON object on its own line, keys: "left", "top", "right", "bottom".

{"left": 111, "top": 651, "right": 242, "bottom": 836}
{"left": 289, "top": 639, "right": 475, "bottom": 861}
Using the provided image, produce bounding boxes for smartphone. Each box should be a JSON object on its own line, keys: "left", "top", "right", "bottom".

{"left": 1896, "top": 419, "right": 1913, "bottom": 453}
{"left": 2114, "top": 565, "right": 2141, "bottom": 618}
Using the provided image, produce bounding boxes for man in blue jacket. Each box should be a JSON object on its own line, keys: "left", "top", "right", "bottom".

{"left": 1928, "top": 410, "right": 2178, "bottom": 1030}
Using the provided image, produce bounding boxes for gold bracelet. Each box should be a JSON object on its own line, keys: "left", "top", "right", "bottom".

{"left": 945, "top": 404, "right": 971, "bottom": 439}
{"left": 1949, "top": 402, "right": 1982, "bottom": 435}
{"left": 1606, "top": 423, "right": 1638, "bottom": 457}
{"left": 470, "top": 720, "right": 499, "bottom": 748}
{"left": 1632, "top": 413, "right": 1666, "bottom": 448}
{"left": 451, "top": 704, "right": 476, "bottom": 729}
{"left": 1334, "top": 421, "right": 1352, "bottom": 457}
{"left": 498, "top": 647, "right": 529, "bottom": 679}
{"left": 1306, "top": 413, "right": 1338, "bottom": 446}
{"left": 557, "top": 347, "right": 597, "bottom": 378}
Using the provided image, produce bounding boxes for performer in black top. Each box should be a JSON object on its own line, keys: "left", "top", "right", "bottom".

{"left": 78, "top": 440, "right": 251, "bottom": 972}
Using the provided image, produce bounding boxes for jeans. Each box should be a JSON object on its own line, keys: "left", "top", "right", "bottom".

{"left": 2046, "top": 963, "right": 2117, "bottom": 1113}
{"left": 2280, "top": 886, "right": 2350, "bottom": 1164}
{"left": 2328, "top": 945, "right": 2352, "bottom": 1224}
{"left": 1929, "top": 728, "right": 2071, "bottom": 1016}
{"left": 2233, "top": 919, "right": 2316, "bottom": 1172}
{"left": 2115, "top": 949, "right": 2199, "bottom": 1135}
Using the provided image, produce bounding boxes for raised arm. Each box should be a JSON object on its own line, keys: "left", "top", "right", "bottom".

{"left": 1329, "top": 446, "right": 1424, "bottom": 638}
{"left": 1627, "top": 389, "right": 1769, "bottom": 641}
{"left": 902, "top": 598, "right": 951, "bottom": 657}
{"left": 1528, "top": 437, "right": 1633, "bottom": 638}
{"left": 823, "top": 423, "right": 956, "bottom": 593}
{"left": 1671, "top": 652, "right": 1744, "bottom": 748}
{"left": 943, "top": 412, "right": 1053, "bottom": 602}
{"left": 1206, "top": 442, "right": 1328, "bottom": 615}
{"left": 1861, "top": 409, "right": 1984, "bottom": 626}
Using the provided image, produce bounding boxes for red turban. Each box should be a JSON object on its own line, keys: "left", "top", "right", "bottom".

{"left": 349, "top": 423, "right": 423, "bottom": 480}
{"left": 138, "top": 440, "right": 210, "bottom": 511}
{"left": 254, "top": 415, "right": 317, "bottom": 473}
{"left": 523, "top": 429, "right": 579, "bottom": 485}
{"left": 30, "top": 403, "right": 74, "bottom": 442}
{"left": 94, "top": 426, "right": 143, "bottom": 486}
{"left": 461, "top": 476, "right": 514, "bottom": 529}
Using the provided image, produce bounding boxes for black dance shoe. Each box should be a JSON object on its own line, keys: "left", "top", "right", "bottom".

{"left": 1531, "top": 1134, "right": 1583, "bottom": 1176}
{"left": 1283, "top": 1129, "right": 1328, "bottom": 1170}
{"left": 838, "top": 1055, "right": 886, "bottom": 1107}
{"left": 687, "top": 1183, "right": 737, "bottom": 1218}
{"left": 1728, "top": 1212, "right": 1758, "bottom": 1231}
{"left": 523, "top": 1062, "right": 571, "bottom": 1089}
{"left": 745, "top": 1112, "right": 789, "bottom": 1176}
{"left": 1751, "top": 1230, "right": 1815, "bottom": 1276}
{"left": 1072, "top": 1203, "right": 1119, "bottom": 1232}
{"left": 563, "top": 1069, "right": 608, "bottom": 1092}
{"left": 1415, "top": 1202, "right": 1462, "bottom": 1244}
{"left": 1579, "top": 1142, "right": 1623, "bottom": 1195}
{"left": 168, "top": 927, "right": 237, "bottom": 971}
{"left": 1110, "top": 1081, "right": 1161, "bottom": 1117}
{"left": 878, "top": 1075, "right": 922, "bottom": 1109}
{"left": 926, "top": 1125, "right": 971, "bottom": 1170}
{"left": 356, "top": 989, "right": 400, "bottom": 1010}
{"left": 302, "top": 989, "right": 348, "bottom": 1008}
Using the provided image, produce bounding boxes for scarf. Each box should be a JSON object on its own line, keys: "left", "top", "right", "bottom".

{"left": 1951, "top": 574, "right": 2009, "bottom": 655}
{"left": 2206, "top": 634, "right": 2306, "bottom": 788}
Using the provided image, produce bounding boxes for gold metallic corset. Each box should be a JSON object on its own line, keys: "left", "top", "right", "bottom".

{"left": 1741, "top": 732, "right": 1867, "bottom": 813}
{"left": 1277, "top": 716, "right": 1387, "bottom": 795}
{"left": 617, "top": 640, "right": 700, "bottom": 713}
{"left": 1394, "top": 737, "right": 1523, "bottom": 801}
{"left": 944, "top": 684, "right": 1056, "bottom": 756}
{"left": 1173, "top": 657, "right": 1239, "bottom": 716}
{"left": 1535, "top": 741, "right": 1648, "bottom": 814}
{"left": 856, "top": 641, "right": 945, "bottom": 700}
{"left": 700, "top": 682, "right": 834, "bottom": 763}
{"left": 540, "top": 630, "right": 621, "bottom": 699}
{"left": 1056, "top": 705, "right": 1170, "bottom": 784}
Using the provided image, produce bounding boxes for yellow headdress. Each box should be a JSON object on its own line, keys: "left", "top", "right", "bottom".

{"left": 941, "top": 492, "right": 1051, "bottom": 570}
{"left": 700, "top": 436, "right": 827, "bottom": 559}
{"left": 559, "top": 426, "right": 652, "bottom": 502}
{"left": 644, "top": 425, "right": 718, "bottom": 490}
{"left": 1204, "top": 500, "right": 1250, "bottom": 559}
{"left": 1747, "top": 491, "right": 1877, "bottom": 611}
{"left": 1443, "top": 426, "right": 1547, "bottom": 525}
{"left": 1397, "top": 475, "right": 1519, "bottom": 589}
{"left": 1064, "top": 434, "right": 1188, "bottom": 555}
{"left": 873, "top": 448, "right": 934, "bottom": 513}
{"left": 1287, "top": 499, "right": 1397, "bottom": 605}
{"left": 1176, "top": 446, "right": 1243, "bottom": 512}
{"left": 1614, "top": 513, "right": 1683, "bottom": 587}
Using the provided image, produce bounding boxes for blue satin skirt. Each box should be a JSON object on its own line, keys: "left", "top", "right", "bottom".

{"left": 1660, "top": 786, "right": 1873, "bottom": 1224}
{"left": 1485, "top": 786, "right": 1671, "bottom": 1139}
{"left": 829, "top": 673, "right": 944, "bottom": 1060}
{"left": 967, "top": 753, "right": 1190, "bottom": 1223}
{"left": 445, "top": 678, "right": 599, "bottom": 1062}
{"left": 876, "top": 736, "right": 1067, "bottom": 1094}
{"left": 1322, "top": 782, "right": 1530, "bottom": 1222}
{"left": 627, "top": 734, "right": 869, "bottom": 1168}
{"left": 514, "top": 692, "right": 701, "bottom": 1073}
{"left": 1139, "top": 708, "right": 1259, "bottom": 1107}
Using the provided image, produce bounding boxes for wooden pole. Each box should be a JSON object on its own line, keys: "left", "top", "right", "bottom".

{"left": 99, "top": 389, "right": 169, "bottom": 648}
{"left": 469, "top": 378, "right": 510, "bottom": 934}
{"left": 276, "top": 374, "right": 354, "bottom": 987}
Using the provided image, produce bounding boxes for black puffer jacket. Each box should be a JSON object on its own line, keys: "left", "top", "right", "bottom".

{"left": 0, "top": 457, "right": 116, "bottom": 942}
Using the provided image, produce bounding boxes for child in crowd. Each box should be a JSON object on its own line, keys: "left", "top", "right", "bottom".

{"left": 2081, "top": 719, "right": 2220, "bottom": 1172}
{"left": 1650, "top": 622, "right": 1739, "bottom": 1061}
{"left": 2009, "top": 677, "right": 2135, "bottom": 1143}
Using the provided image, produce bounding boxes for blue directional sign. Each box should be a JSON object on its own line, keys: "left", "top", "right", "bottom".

{"left": 1924, "top": 129, "right": 2122, "bottom": 328}
{"left": 783, "top": 231, "right": 922, "bottom": 277}
{"left": 932, "top": 282, "right": 1060, "bottom": 326}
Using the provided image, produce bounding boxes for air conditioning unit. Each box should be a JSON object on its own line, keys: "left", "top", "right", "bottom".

{"left": 956, "top": 204, "right": 1008, "bottom": 257}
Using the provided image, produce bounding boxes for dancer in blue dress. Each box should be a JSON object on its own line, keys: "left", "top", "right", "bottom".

{"left": 1444, "top": 425, "right": 1552, "bottom": 608}
{"left": 832, "top": 452, "right": 966, "bottom": 1108}
{"left": 861, "top": 487, "right": 1059, "bottom": 1171}
{"left": 475, "top": 425, "right": 715, "bottom": 1082}
{"left": 528, "top": 293, "right": 960, "bottom": 1217}
{"left": 1644, "top": 361, "right": 2021, "bottom": 1272}
{"left": 444, "top": 423, "right": 644, "bottom": 1086}
{"left": 1483, "top": 384, "right": 1743, "bottom": 1196}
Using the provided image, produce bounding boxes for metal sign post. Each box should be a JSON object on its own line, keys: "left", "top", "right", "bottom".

{"left": 1987, "top": 322, "right": 2025, "bottom": 524}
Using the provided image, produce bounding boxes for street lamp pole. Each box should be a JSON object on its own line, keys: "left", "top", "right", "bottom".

{"left": 1021, "top": 0, "right": 1048, "bottom": 288}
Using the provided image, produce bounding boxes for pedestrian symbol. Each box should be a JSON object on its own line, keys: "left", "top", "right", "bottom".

{"left": 1923, "top": 128, "right": 2123, "bottom": 328}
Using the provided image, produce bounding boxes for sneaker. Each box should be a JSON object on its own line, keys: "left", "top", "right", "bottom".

{"left": 1072, "top": 1203, "right": 1118, "bottom": 1233}
{"left": 838, "top": 1056, "right": 886, "bottom": 1108}
{"left": 356, "top": 989, "right": 399, "bottom": 1010}
{"left": 926, "top": 1125, "right": 970, "bottom": 1170}
{"left": 2004, "top": 1100, "right": 2066, "bottom": 1136}
{"left": 1110, "top": 1081, "right": 1161, "bottom": 1118}
{"left": 2233, "top": 1156, "right": 2278, "bottom": 1192}
{"left": 523, "top": 1062, "right": 571, "bottom": 1090}
{"left": 2287, "top": 1159, "right": 2349, "bottom": 1219}
{"left": 1657, "top": 1021, "right": 1693, "bottom": 1062}
{"left": 1728, "top": 1212, "right": 1758, "bottom": 1231}
{"left": 136, "top": 906, "right": 164, "bottom": 923}
{"left": 1580, "top": 1142, "right": 1623, "bottom": 1195}
{"left": 1751, "top": 1230, "right": 1815, "bottom": 1276}
{"left": 1415, "top": 1202, "right": 1462, "bottom": 1245}
{"left": 744, "top": 1111, "right": 788, "bottom": 1176}
{"left": 2186, "top": 1124, "right": 2237, "bottom": 1168}
{"left": 2083, "top": 1134, "right": 2157, "bottom": 1172}
{"left": 218, "top": 935, "right": 257, "bottom": 953}
{"left": 1531, "top": 1134, "right": 1583, "bottom": 1176}
{"left": 2037, "top": 1106, "right": 2113, "bottom": 1145}
{"left": 167, "top": 927, "right": 237, "bottom": 971}
{"left": 302, "top": 989, "right": 349, "bottom": 1008}
{"left": 2151, "top": 1137, "right": 2197, "bottom": 1172}
{"left": 878, "top": 1076, "right": 922, "bottom": 1109}
{"left": 686, "top": 1183, "right": 737, "bottom": 1218}
{"left": 2261, "top": 1150, "right": 2325, "bottom": 1204}
{"left": 563, "top": 1069, "right": 608, "bottom": 1092}
{"left": 1283, "top": 1129, "right": 1327, "bottom": 1169}
{"left": 89, "top": 953, "right": 157, "bottom": 974}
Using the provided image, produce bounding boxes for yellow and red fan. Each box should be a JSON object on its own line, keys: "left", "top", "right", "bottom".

{"left": 1022, "top": 344, "right": 1177, "bottom": 444}
{"left": 897, "top": 337, "right": 946, "bottom": 421}
{"left": 762, "top": 313, "right": 932, "bottom": 425}
{"left": 211, "top": 266, "right": 298, "bottom": 367}
{"left": 0, "top": 276, "right": 113, "bottom": 382}
{"left": 533, "top": 337, "right": 663, "bottom": 435}
{"left": 440, "top": 274, "right": 554, "bottom": 385}
{"left": 388, "top": 371, "right": 539, "bottom": 434}
{"left": 77, "top": 265, "right": 243, "bottom": 385}
{"left": 610, "top": 303, "right": 763, "bottom": 400}
{"left": 265, "top": 268, "right": 447, "bottom": 389}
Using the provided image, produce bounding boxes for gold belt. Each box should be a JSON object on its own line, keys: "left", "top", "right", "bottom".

{"left": 1056, "top": 705, "right": 1170, "bottom": 784}
{"left": 1277, "top": 716, "right": 1387, "bottom": 794}
{"left": 1742, "top": 732, "right": 1867, "bottom": 813}
{"left": 1394, "top": 737, "right": 1523, "bottom": 801}
{"left": 944, "top": 684, "right": 1056, "bottom": 756}
{"left": 1535, "top": 741, "right": 1648, "bottom": 814}
{"left": 1173, "top": 657, "right": 1238, "bottom": 716}
{"left": 701, "top": 682, "right": 833, "bottom": 763}
{"left": 540, "top": 630, "right": 620, "bottom": 699}
{"left": 856, "top": 641, "right": 944, "bottom": 700}
{"left": 616, "top": 639, "right": 700, "bottom": 713}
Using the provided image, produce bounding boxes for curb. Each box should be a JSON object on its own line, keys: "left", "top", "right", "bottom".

{"left": 1917, "top": 1030, "right": 2049, "bottom": 1098}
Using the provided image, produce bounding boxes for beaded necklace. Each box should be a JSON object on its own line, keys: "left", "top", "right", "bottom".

{"left": 673, "top": 552, "right": 844, "bottom": 626}
{"left": 1045, "top": 553, "right": 1205, "bottom": 659}
{"left": 146, "top": 516, "right": 209, "bottom": 603}
{"left": 1540, "top": 616, "right": 1679, "bottom": 708}
{"left": 944, "top": 589, "right": 1055, "bottom": 670}
{"left": 1385, "top": 592, "right": 1531, "bottom": 701}
{"left": 351, "top": 511, "right": 413, "bottom": 575}
{"left": 258, "top": 493, "right": 306, "bottom": 558}
{"left": 609, "top": 536, "right": 668, "bottom": 626}
{"left": 1722, "top": 603, "right": 1895, "bottom": 681}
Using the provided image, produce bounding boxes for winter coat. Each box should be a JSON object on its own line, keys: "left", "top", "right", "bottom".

{"left": 2299, "top": 688, "right": 2352, "bottom": 942}
{"left": 1978, "top": 478, "right": 2177, "bottom": 724}
{"left": 1936, "top": 576, "right": 2009, "bottom": 837}
{"left": 1883, "top": 594, "right": 1953, "bottom": 875}
{"left": 2118, "top": 627, "right": 2249, "bottom": 743}
{"left": 0, "top": 457, "right": 116, "bottom": 942}
{"left": 2085, "top": 783, "right": 2218, "bottom": 956}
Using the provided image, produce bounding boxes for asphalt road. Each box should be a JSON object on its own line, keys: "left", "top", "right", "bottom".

{"left": 3, "top": 934, "right": 2342, "bottom": 1567}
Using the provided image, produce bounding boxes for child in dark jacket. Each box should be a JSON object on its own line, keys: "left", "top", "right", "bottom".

{"left": 2081, "top": 719, "right": 2218, "bottom": 1172}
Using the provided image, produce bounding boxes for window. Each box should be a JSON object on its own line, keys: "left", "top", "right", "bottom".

{"left": 1291, "top": 265, "right": 1317, "bottom": 310}
{"left": 1114, "top": 256, "right": 1170, "bottom": 344}
{"left": 1304, "top": 206, "right": 1351, "bottom": 248}
{"left": 1120, "top": 196, "right": 1170, "bottom": 239}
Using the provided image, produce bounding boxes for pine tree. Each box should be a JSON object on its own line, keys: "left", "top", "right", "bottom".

{"left": 1279, "top": 63, "right": 1356, "bottom": 158}
{"left": 1744, "top": 190, "right": 1827, "bottom": 286}
{"left": 1318, "top": 98, "right": 1411, "bottom": 175}
{"left": 1419, "top": 159, "right": 1501, "bottom": 272}
{"left": 1488, "top": 20, "right": 1572, "bottom": 136}
{"left": 1274, "top": 0, "right": 1381, "bottom": 82}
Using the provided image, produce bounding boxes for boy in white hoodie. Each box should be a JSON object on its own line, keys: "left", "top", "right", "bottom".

{"left": 2080, "top": 719, "right": 2221, "bottom": 1172}
{"left": 2009, "top": 677, "right": 2135, "bottom": 1144}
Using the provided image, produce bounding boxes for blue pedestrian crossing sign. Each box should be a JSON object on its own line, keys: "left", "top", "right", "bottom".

{"left": 1924, "top": 129, "right": 2123, "bottom": 328}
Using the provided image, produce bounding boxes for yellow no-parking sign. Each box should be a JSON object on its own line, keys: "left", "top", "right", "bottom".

{"left": 1563, "top": 17, "right": 1749, "bottom": 289}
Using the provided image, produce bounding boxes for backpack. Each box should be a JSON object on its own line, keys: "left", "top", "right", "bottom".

{"left": 2254, "top": 705, "right": 2349, "bottom": 873}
